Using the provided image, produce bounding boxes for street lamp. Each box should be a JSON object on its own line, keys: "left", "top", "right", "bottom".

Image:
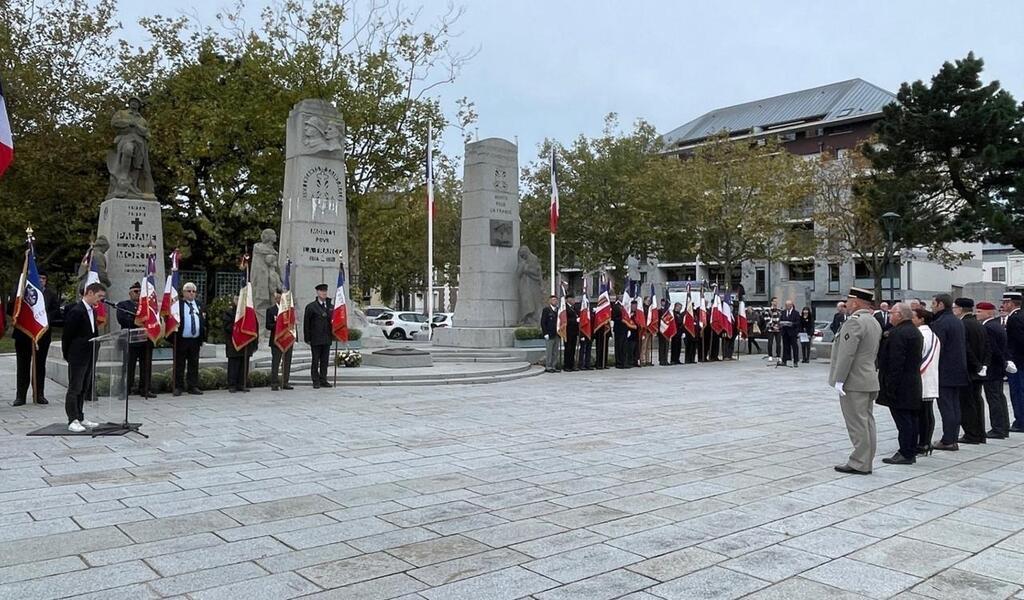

{"left": 880, "top": 212, "right": 901, "bottom": 303}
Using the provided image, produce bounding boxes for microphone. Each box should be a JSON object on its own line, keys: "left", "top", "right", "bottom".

{"left": 102, "top": 299, "right": 136, "bottom": 315}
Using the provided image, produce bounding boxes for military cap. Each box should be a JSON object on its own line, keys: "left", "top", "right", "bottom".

{"left": 954, "top": 297, "right": 974, "bottom": 309}
{"left": 315, "top": 283, "right": 329, "bottom": 291}
{"left": 847, "top": 287, "right": 874, "bottom": 302}
{"left": 976, "top": 301, "right": 996, "bottom": 310}
{"left": 129, "top": 281, "right": 141, "bottom": 291}
{"left": 1003, "top": 292, "right": 1022, "bottom": 301}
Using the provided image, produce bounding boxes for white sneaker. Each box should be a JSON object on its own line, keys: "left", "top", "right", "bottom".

{"left": 81, "top": 419, "right": 99, "bottom": 429}
{"left": 68, "top": 421, "right": 86, "bottom": 433}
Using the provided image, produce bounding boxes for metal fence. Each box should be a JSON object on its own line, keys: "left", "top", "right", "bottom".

{"left": 215, "top": 272, "right": 245, "bottom": 298}
{"left": 178, "top": 270, "right": 207, "bottom": 300}
{"left": 177, "top": 270, "right": 246, "bottom": 301}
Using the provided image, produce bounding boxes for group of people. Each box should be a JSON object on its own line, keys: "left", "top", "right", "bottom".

{"left": 829, "top": 287, "right": 1023, "bottom": 474}
{"left": 757, "top": 298, "right": 818, "bottom": 366}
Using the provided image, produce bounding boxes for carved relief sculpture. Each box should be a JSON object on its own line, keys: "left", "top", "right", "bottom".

{"left": 516, "top": 245, "right": 544, "bottom": 326}
{"left": 302, "top": 115, "right": 344, "bottom": 153}
{"left": 251, "top": 229, "right": 281, "bottom": 317}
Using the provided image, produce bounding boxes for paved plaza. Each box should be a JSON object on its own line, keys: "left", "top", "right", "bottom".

{"left": 0, "top": 355, "right": 1023, "bottom": 599}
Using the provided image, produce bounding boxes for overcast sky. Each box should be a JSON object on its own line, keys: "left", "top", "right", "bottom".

{"left": 122, "top": 0, "right": 1024, "bottom": 168}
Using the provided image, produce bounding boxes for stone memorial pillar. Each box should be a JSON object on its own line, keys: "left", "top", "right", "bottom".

{"left": 278, "top": 99, "right": 348, "bottom": 340}
{"left": 434, "top": 138, "right": 520, "bottom": 348}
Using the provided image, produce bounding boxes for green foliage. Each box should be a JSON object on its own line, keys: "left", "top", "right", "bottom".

{"left": 95, "top": 372, "right": 111, "bottom": 396}
{"left": 206, "top": 296, "right": 235, "bottom": 344}
{"left": 150, "top": 371, "right": 172, "bottom": 393}
{"left": 347, "top": 328, "right": 363, "bottom": 341}
{"left": 248, "top": 370, "right": 270, "bottom": 388}
{"left": 514, "top": 327, "right": 543, "bottom": 340}
{"left": 198, "top": 366, "right": 227, "bottom": 390}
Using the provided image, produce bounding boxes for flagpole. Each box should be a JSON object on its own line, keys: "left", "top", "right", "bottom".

{"left": 426, "top": 122, "right": 434, "bottom": 341}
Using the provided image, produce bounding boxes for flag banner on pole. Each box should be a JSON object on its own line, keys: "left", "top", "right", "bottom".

{"left": 579, "top": 280, "right": 592, "bottom": 339}
{"left": 426, "top": 123, "right": 436, "bottom": 218}
{"left": 231, "top": 276, "right": 259, "bottom": 352}
{"left": 711, "top": 294, "right": 732, "bottom": 337}
{"left": 659, "top": 302, "right": 677, "bottom": 339}
{"left": 633, "top": 292, "right": 647, "bottom": 331}
{"left": 594, "top": 273, "right": 611, "bottom": 332}
{"left": 0, "top": 77, "right": 13, "bottom": 178}
{"left": 160, "top": 249, "right": 181, "bottom": 335}
{"left": 332, "top": 261, "right": 349, "bottom": 342}
{"left": 557, "top": 283, "right": 567, "bottom": 341}
{"left": 274, "top": 259, "right": 296, "bottom": 352}
{"left": 621, "top": 279, "right": 634, "bottom": 328}
{"left": 549, "top": 147, "right": 559, "bottom": 234}
{"left": 135, "top": 253, "right": 163, "bottom": 343}
{"left": 736, "top": 300, "right": 748, "bottom": 338}
{"left": 83, "top": 247, "right": 107, "bottom": 328}
{"left": 698, "top": 285, "right": 708, "bottom": 328}
{"left": 683, "top": 284, "right": 697, "bottom": 338}
{"left": 14, "top": 246, "right": 48, "bottom": 342}
{"left": 646, "top": 283, "right": 659, "bottom": 335}
{"left": 721, "top": 295, "right": 735, "bottom": 338}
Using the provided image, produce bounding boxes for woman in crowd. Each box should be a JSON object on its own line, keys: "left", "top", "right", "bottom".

{"left": 799, "top": 306, "right": 814, "bottom": 363}
{"left": 913, "top": 306, "right": 940, "bottom": 456}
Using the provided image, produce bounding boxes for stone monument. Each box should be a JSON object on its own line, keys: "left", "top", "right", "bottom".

{"left": 95, "top": 97, "right": 165, "bottom": 310}
{"left": 278, "top": 99, "right": 348, "bottom": 340}
{"left": 251, "top": 228, "right": 282, "bottom": 339}
{"left": 434, "top": 138, "right": 520, "bottom": 348}
{"left": 516, "top": 246, "right": 543, "bottom": 326}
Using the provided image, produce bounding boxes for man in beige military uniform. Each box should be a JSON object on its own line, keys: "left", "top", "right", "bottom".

{"left": 828, "top": 287, "right": 883, "bottom": 475}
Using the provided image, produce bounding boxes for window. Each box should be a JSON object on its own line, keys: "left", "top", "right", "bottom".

{"left": 755, "top": 268, "right": 766, "bottom": 295}
{"left": 992, "top": 266, "right": 1007, "bottom": 282}
{"left": 788, "top": 262, "right": 815, "bottom": 281}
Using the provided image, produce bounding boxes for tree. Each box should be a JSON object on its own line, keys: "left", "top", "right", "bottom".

{"left": 864, "top": 52, "right": 1024, "bottom": 250}
{"left": 676, "top": 133, "right": 813, "bottom": 289}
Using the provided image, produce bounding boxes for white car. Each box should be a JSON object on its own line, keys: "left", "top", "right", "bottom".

{"left": 362, "top": 305, "right": 394, "bottom": 319}
{"left": 374, "top": 312, "right": 430, "bottom": 340}
{"left": 431, "top": 313, "right": 454, "bottom": 328}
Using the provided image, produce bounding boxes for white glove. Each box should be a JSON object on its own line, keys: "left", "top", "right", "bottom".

{"left": 1008, "top": 361, "right": 1018, "bottom": 374}
{"left": 978, "top": 366, "right": 988, "bottom": 378}
{"left": 543, "top": 334, "right": 549, "bottom": 340}
{"left": 834, "top": 382, "right": 846, "bottom": 396}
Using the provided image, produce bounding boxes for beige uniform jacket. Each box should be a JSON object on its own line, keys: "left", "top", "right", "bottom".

{"left": 828, "top": 308, "right": 882, "bottom": 392}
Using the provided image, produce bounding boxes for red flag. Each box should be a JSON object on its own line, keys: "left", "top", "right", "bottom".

{"left": 682, "top": 286, "right": 697, "bottom": 338}
{"left": 0, "top": 77, "right": 13, "bottom": 178}
{"left": 549, "top": 147, "right": 559, "bottom": 234}
{"left": 556, "top": 285, "right": 567, "bottom": 341}
{"left": 82, "top": 247, "right": 107, "bottom": 328}
{"left": 579, "top": 283, "right": 592, "bottom": 339}
{"left": 736, "top": 300, "right": 748, "bottom": 339}
{"left": 134, "top": 253, "right": 163, "bottom": 343}
{"left": 160, "top": 249, "right": 181, "bottom": 335}
{"left": 332, "top": 262, "right": 349, "bottom": 342}
{"left": 659, "top": 306, "right": 677, "bottom": 339}
{"left": 274, "top": 259, "right": 296, "bottom": 352}
{"left": 593, "top": 274, "right": 611, "bottom": 332}
{"left": 14, "top": 245, "right": 48, "bottom": 343}
{"left": 231, "top": 279, "right": 259, "bottom": 351}
{"left": 646, "top": 284, "right": 659, "bottom": 335}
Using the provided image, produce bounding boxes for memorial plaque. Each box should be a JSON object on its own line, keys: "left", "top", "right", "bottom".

{"left": 490, "top": 219, "right": 513, "bottom": 247}
{"left": 96, "top": 197, "right": 165, "bottom": 308}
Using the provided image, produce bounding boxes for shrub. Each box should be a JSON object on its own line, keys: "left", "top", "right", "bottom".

{"left": 95, "top": 372, "right": 111, "bottom": 396}
{"left": 150, "top": 371, "right": 172, "bottom": 393}
{"left": 335, "top": 349, "right": 362, "bottom": 367}
{"left": 248, "top": 370, "right": 270, "bottom": 388}
{"left": 206, "top": 296, "right": 235, "bottom": 344}
{"left": 199, "top": 366, "right": 227, "bottom": 390}
{"left": 514, "top": 327, "right": 543, "bottom": 340}
{"left": 348, "top": 328, "right": 363, "bottom": 341}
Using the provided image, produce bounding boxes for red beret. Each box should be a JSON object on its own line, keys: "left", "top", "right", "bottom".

{"left": 976, "top": 301, "right": 996, "bottom": 310}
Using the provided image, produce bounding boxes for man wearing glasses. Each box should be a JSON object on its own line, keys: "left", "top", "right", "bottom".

{"left": 172, "top": 282, "right": 207, "bottom": 396}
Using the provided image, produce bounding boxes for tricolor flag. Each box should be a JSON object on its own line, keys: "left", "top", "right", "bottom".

{"left": 549, "top": 147, "right": 559, "bottom": 234}
{"left": 621, "top": 280, "right": 634, "bottom": 328}
{"left": 593, "top": 273, "right": 611, "bottom": 332}
{"left": 160, "top": 249, "right": 181, "bottom": 335}
{"left": 682, "top": 285, "right": 697, "bottom": 338}
{"left": 659, "top": 300, "right": 677, "bottom": 339}
{"left": 646, "top": 283, "right": 659, "bottom": 335}
{"left": 0, "top": 77, "right": 13, "bottom": 178}
{"left": 698, "top": 285, "right": 708, "bottom": 329}
{"left": 736, "top": 300, "right": 748, "bottom": 338}
{"left": 231, "top": 259, "right": 259, "bottom": 351}
{"left": 721, "top": 295, "right": 735, "bottom": 338}
{"left": 556, "top": 283, "right": 567, "bottom": 341}
{"left": 579, "top": 280, "right": 592, "bottom": 339}
{"left": 82, "top": 247, "right": 107, "bottom": 328}
{"left": 711, "top": 294, "right": 732, "bottom": 337}
{"left": 633, "top": 291, "right": 647, "bottom": 331}
{"left": 332, "top": 261, "right": 349, "bottom": 342}
{"left": 274, "top": 259, "right": 296, "bottom": 352}
{"left": 426, "top": 122, "right": 436, "bottom": 218}
{"left": 135, "top": 253, "right": 163, "bottom": 343}
{"left": 13, "top": 243, "right": 48, "bottom": 343}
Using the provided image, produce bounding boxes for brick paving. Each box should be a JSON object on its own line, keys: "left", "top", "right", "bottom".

{"left": 0, "top": 355, "right": 1022, "bottom": 599}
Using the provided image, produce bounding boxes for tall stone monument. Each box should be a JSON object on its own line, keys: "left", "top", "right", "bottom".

{"left": 96, "top": 97, "right": 165, "bottom": 311}
{"left": 434, "top": 138, "right": 521, "bottom": 348}
{"left": 278, "top": 99, "right": 348, "bottom": 339}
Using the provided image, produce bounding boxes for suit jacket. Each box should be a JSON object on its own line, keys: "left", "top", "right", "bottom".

{"left": 983, "top": 317, "right": 1008, "bottom": 381}
{"left": 611, "top": 302, "right": 625, "bottom": 336}
{"left": 828, "top": 308, "right": 882, "bottom": 392}
{"left": 265, "top": 306, "right": 279, "bottom": 332}
{"left": 565, "top": 303, "right": 579, "bottom": 338}
{"left": 172, "top": 298, "right": 208, "bottom": 343}
{"left": 780, "top": 308, "right": 800, "bottom": 336}
{"left": 1006, "top": 308, "right": 1024, "bottom": 363}
{"left": 116, "top": 299, "right": 148, "bottom": 347}
{"left": 829, "top": 312, "right": 846, "bottom": 335}
{"left": 962, "top": 314, "right": 990, "bottom": 382}
{"left": 61, "top": 301, "right": 97, "bottom": 367}
{"left": 876, "top": 320, "right": 923, "bottom": 410}
{"left": 540, "top": 305, "right": 558, "bottom": 337}
{"left": 303, "top": 299, "right": 334, "bottom": 346}
{"left": 874, "top": 310, "right": 894, "bottom": 332}
{"left": 930, "top": 309, "right": 967, "bottom": 387}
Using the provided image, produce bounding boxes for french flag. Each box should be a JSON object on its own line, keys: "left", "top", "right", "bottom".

{"left": 160, "top": 249, "right": 181, "bottom": 335}
{"left": 231, "top": 260, "right": 259, "bottom": 351}
{"left": 83, "top": 247, "right": 107, "bottom": 328}
{"left": 332, "top": 261, "right": 349, "bottom": 342}
{"left": 579, "top": 280, "right": 591, "bottom": 339}
{"left": 0, "top": 77, "right": 13, "bottom": 178}
{"left": 646, "top": 283, "right": 659, "bottom": 335}
{"left": 14, "top": 243, "right": 48, "bottom": 342}
{"left": 682, "top": 285, "right": 697, "bottom": 338}
{"left": 736, "top": 300, "right": 748, "bottom": 338}
{"left": 556, "top": 283, "right": 567, "bottom": 341}
{"left": 549, "top": 147, "right": 559, "bottom": 234}
{"left": 135, "top": 253, "right": 163, "bottom": 343}
{"left": 593, "top": 273, "right": 611, "bottom": 332}
{"left": 274, "top": 259, "right": 296, "bottom": 352}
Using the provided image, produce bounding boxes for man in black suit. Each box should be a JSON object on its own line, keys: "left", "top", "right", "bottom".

{"left": 1002, "top": 292, "right": 1024, "bottom": 433}
{"left": 10, "top": 272, "right": 59, "bottom": 406}
{"left": 540, "top": 295, "right": 559, "bottom": 373}
{"left": 562, "top": 292, "right": 579, "bottom": 371}
{"left": 874, "top": 302, "right": 893, "bottom": 332}
{"left": 657, "top": 299, "right": 670, "bottom": 366}
{"left": 171, "top": 282, "right": 207, "bottom": 396}
{"left": 62, "top": 282, "right": 106, "bottom": 432}
{"left": 611, "top": 296, "right": 627, "bottom": 369}
{"left": 577, "top": 301, "right": 594, "bottom": 370}
{"left": 779, "top": 299, "right": 801, "bottom": 367}
{"left": 829, "top": 301, "right": 847, "bottom": 336}
{"left": 266, "top": 289, "right": 294, "bottom": 391}
{"left": 954, "top": 297, "right": 990, "bottom": 444}
{"left": 224, "top": 296, "right": 257, "bottom": 393}
{"left": 673, "top": 303, "right": 686, "bottom": 364}
{"left": 116, "top": 282, "right": 155, "bottom": 398}
{"left": 594, "top": 296, "right": 612, "bottom": 370}
{"left": 303, "top": 283, "right": 334, "bottom": 388}
{"left": 977, "top": 301, "right": 1010, "bottom": 439}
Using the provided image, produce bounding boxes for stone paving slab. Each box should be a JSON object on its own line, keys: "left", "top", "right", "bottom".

{"left": 1, "top": 356, "right": 1023, "bottom": 598}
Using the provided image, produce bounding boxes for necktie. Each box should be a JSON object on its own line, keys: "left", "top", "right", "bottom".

{"left": 189, "top": 302, "right": 196, "bottom": 336}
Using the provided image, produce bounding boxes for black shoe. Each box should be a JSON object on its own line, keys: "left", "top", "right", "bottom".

{"left": 188, "top": 388, "right": 203, "bottom": 395}
{"left": 141, "top": 393, "right": 157, "bottom": 399}
{"left": 986, "top": 430, "right": 1008, "bottom": 439}
{"left": 313, "top": 384, "right": 320, "bottom": 389}
{"left": 241, "top": 388, "right": 250, "bottom": 393}
{"left": 282, "top": 385, "right": 294, "bottom": 390}
{"left": 320, "top": 381, "right": 332, "bottom": 388}
{"left": 933, "top": 441, "right": 959, "bottom": 451}
{"left": 271, "top": 385, "right": 279, "bottom": 391}
{"left": 173, "top": 389, "right": 182, "bottom": 397}
{"left": 1010, "top": 426, "right": 1024, "bottom": 433}
{"left": 957, "top": 436, "right": 985, "bottom": 445}
{"left": 35, "top": 397, "right": 48, "bottom": 405}
{"left": 834, "top": 464, "right": 871, "bottom": 475}
{"left": 916, "top": 444, "right": 934, "bottom": 456}
{"left": 882, "top": 452, "right": 915, "bottom": 465}
{"left": 229, "top": 388, "right": 237, "bottom": 393}
{"left": 11, "top": 399, "right": 25, "bottom": 407}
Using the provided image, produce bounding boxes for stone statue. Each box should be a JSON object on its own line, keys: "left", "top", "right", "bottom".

{"left": 106, "top": 97, "right": 156, "bottom": 200}
{"left": 77, "top": 236, "right": 111, "bottom": 290}
{"left": 626, "top": 255, "right": 641, "bottom": 283}
{"left": 251, "top": 229, "right": 281, "bottom": 317}
{"left": 516, "top": 245, "right": 544, "bottom": 327}
{"left": 302, "top": 115, "right": 344, "bottom": 153}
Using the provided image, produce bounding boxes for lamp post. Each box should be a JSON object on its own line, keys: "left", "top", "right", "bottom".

{"left": 880, "top": 212, "right": 901, "bottom": 303}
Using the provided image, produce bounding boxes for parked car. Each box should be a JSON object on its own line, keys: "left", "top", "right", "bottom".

{"left": 814, "top": 320, "right": 833, "bottom": 342}
{"left": 373, "top": 312, "right": 430, "bottom": 340}
{"left": 431, "top": 313, "right": 453, "bottom": 328}
{"left": 362, "top": 305, "right": 394, "bottom": 319}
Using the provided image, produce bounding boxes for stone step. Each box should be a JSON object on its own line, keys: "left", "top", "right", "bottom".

{"left": 286, "top": 361, "right": 532, "bottom": 384}
{"left": 285, "top": 365, "right": 545, "bottom": 387}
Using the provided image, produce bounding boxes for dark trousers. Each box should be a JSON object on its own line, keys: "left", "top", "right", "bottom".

{"left": 127, "top": 343, "right": 153, "bottom": 395}
{"left": 705, "top": 330, "right": 719, "bottom": 361}
{"left": 563, "top": 335, "right": 578, "bottom": 370}
{"left": 14, "top": 332, "right": 49, "bottom": 401}
{"left": 175, "top": 337, "right": 202, "bottom": 391}
{"left": 781, "top": 332, "right": 799, "bottom": 364}
{"left": 683, "top": 336, "right": 697, "bottom": 363}
{"left": 1009, "top": 370, "right": 1024, "bottom": 429}
{"left": 227, "top": 355, "right": 248, "bottom": 390}
{"left": 310, "top": 344, "right": 331, "bottom": 383}
{"left": 595, "top": 331, "right": 609, "bottom": 368}
{"left": 959, "top": 382, "right": 986, "bottom": 442}
{"left": 918, "top": 400, "right": 935, "bottom": 448}
{"left": 937, "top": 385, "right": 962, "bottom": 444}
{"left": 747, "top": 335, "right": 761, "bottom": 354}
{"left": 624, "top": 333, "right": 636, "bottom": 368}
{"left": 271, "top": 345, "right": 293, "bottom": 386}
{"left": 658, "top": 336, "right": 669, "bottom": 365}
{"left": 722, "top": 335, "right": 734, "bottom": 359}
{"left": 672, "top": 335, "right": 683, "bottom": 364}
{"left": 890, "top": 407, "right": 919, "bottom": 460}
{"left": 578, "top": 338, "right": 592, "bottom": 369}
{"left": 801, "top": 341, "right": 811, "bottom": 362}
{"left": 766, "top": 331, "right": 781, "bottom": 358}
{"left": 65, "top": 362, "right": 93, "bottom": 424}
{"left": 613, "top": 329, "right": 627, "bottom": 368}
{"left": 983, "top": 379, "right": 1010, "bottom": 436}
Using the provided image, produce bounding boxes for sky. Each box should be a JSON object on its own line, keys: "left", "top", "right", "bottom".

{"left": 119, "top": 0, "right": 1024, "bottom": 168}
